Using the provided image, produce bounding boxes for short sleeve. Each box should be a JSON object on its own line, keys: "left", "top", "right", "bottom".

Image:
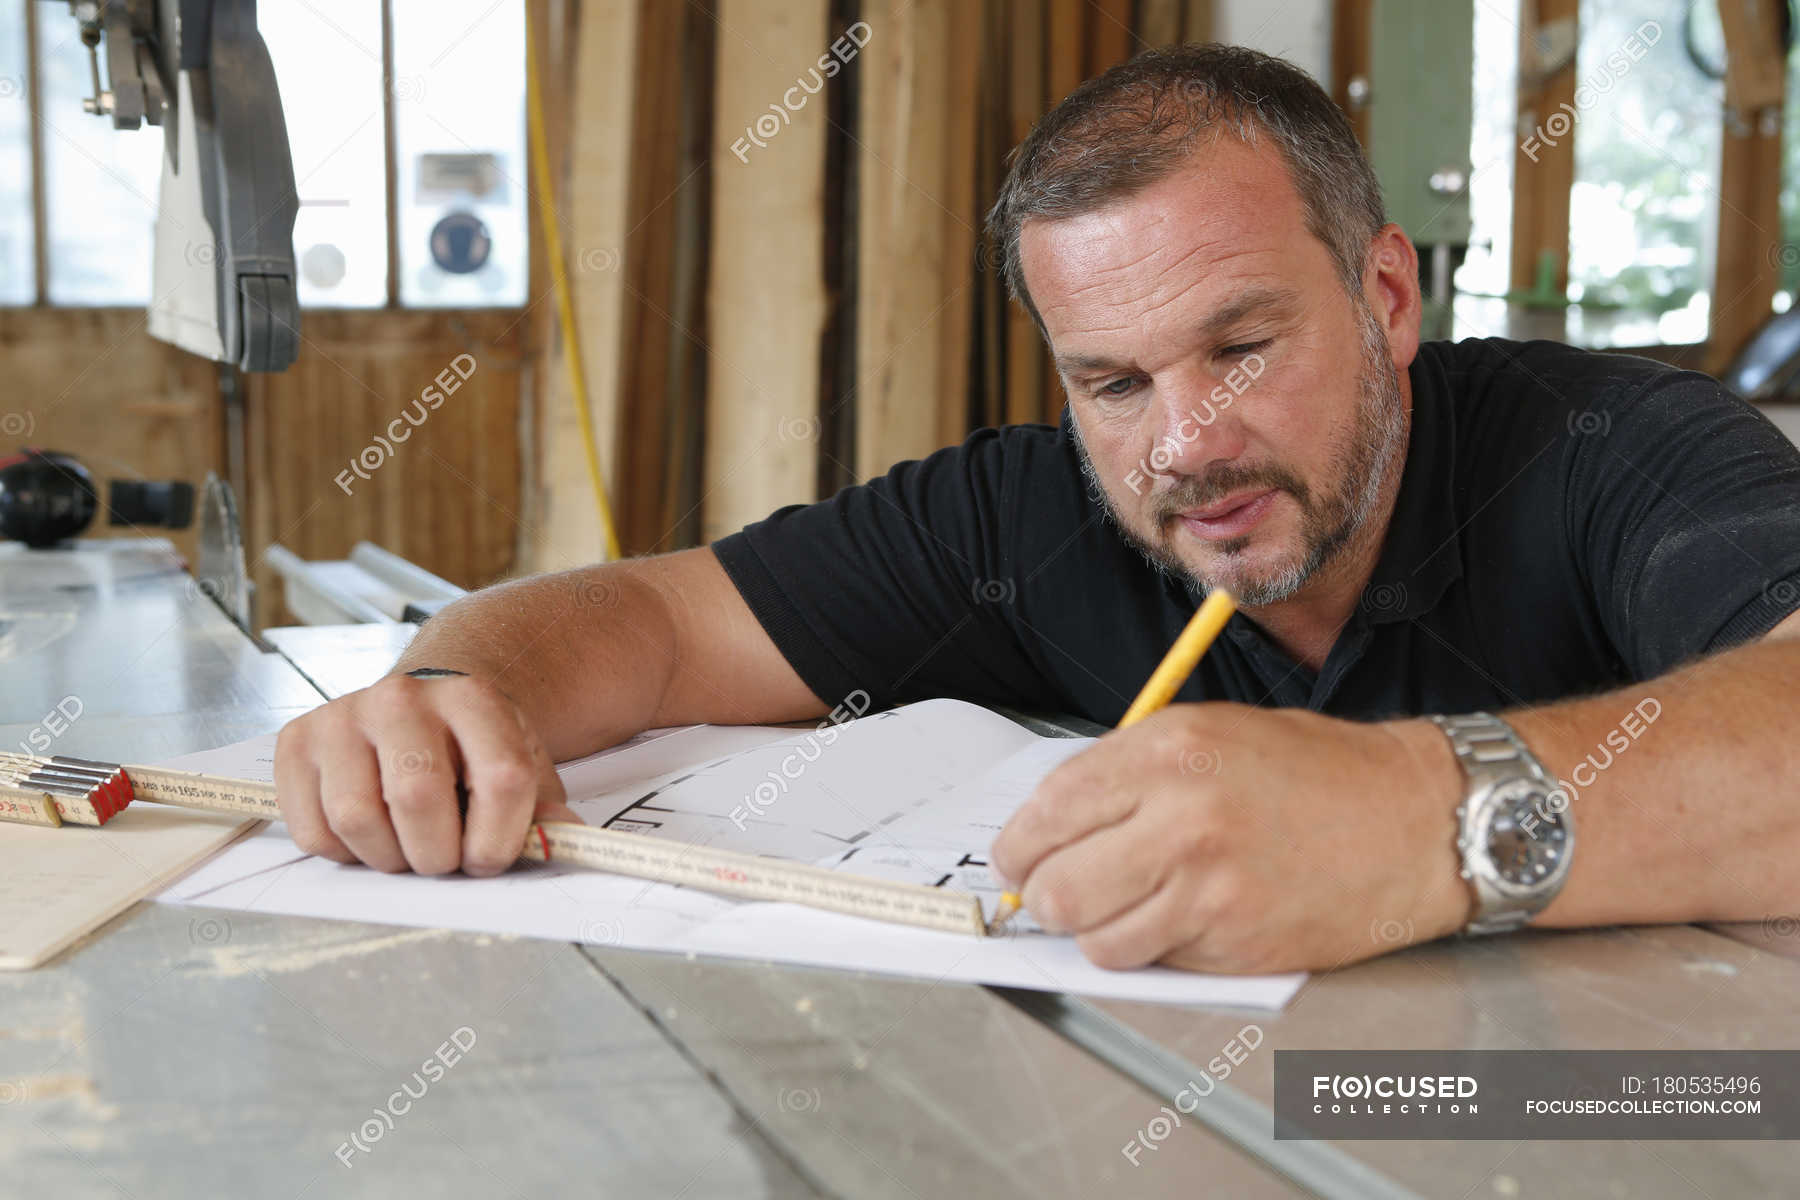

{"left": 710, "top": 427, "right": 1067, "bottom": 713}
{"left": 1569, "top": 369, "right": 1800, "bottom": 678}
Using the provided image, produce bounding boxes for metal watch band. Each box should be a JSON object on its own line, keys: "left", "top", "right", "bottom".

{"left": 1427, "top": 712, "right": 1560, "bottom": 936}
{"left": 1428, "top": 712, "right": 1551, "bottom": 787}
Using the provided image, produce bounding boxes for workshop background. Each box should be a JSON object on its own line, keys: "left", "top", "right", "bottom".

{"left": 5, "top": 0, "right": 1799, "bottom": 630}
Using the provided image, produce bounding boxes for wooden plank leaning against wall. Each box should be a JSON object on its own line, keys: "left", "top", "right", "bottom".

{"left": 851, "top": 0, "right": 1209, "bottom": 486}
{"left": 699, "top": 0, "right": 832, "bottom": 544}
{"left": 523, "top": 0, "right": 637, "bottom": 574}
{"left": 853, "top": 0, "right": 981, "bottom": 478}
{"left": 525, "top": 0, "right": 713, "bottom": 566}
{"left": 529, "top": 0, "right": 1225, "bottom": 559}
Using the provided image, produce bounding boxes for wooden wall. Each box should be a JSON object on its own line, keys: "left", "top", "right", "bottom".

{"left": 243, "top": 311, "right": 526, "bottom": 625}
{"left": 698, "top": 0, "right": 831, "bottom": 546}
{"left": 409, "top": 0, "right": 1219, "bottom": 577}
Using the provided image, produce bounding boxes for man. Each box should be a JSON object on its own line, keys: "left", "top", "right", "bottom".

{"left": 274, "top": 45, "right": 1800, "bottom": 975}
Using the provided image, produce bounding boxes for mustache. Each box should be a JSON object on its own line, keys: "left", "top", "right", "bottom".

{"left": 1148, "top": 462, "right": 1310, "bottom": 523}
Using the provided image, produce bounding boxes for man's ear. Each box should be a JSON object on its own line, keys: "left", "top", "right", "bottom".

{"left": 1362, "top": 224, "right": 1423, "bottom": 370}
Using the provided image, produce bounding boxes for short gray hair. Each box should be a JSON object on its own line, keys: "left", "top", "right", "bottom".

{"left": 985, "top": 43, "right": 1387, "bottom": 335}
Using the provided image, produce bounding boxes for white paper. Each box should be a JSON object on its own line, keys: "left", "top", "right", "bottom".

{"left": 154, "top": 699, "right": 1305, "bottom": 1009}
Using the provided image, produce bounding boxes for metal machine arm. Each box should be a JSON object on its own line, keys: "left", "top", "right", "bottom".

{"left": 52, "top": 0, "right": 299, "bottom": 371}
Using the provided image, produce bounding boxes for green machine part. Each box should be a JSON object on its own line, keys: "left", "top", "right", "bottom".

{"left": 1362, "top": 0, "right": 1476, "bottom": 337}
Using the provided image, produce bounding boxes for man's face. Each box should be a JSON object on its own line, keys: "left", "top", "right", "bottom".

{"left": 1019, "top": 135, "right": 1408, "bottom": 607}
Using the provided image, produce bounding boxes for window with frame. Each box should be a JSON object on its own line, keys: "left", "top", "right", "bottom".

{"left": 0, "top": 2, "right": 31, "bottom": 304}
{"left": 1, "top": 0, "right": 526, "bottom": 310}
{"left": 1563, "top": 0, "right": 1723, "bottom": 348}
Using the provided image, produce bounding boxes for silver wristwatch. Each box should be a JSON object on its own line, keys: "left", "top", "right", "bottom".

{"left": 1427, "top": 713, "right": 1574, "bottom": 936}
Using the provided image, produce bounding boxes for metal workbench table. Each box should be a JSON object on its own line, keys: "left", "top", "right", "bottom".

{"left": 3, "top": 541, "right": 1795, "bottom": 1198}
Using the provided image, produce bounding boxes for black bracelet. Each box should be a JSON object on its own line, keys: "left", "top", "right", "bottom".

{"left": 404, "top": 667, "right": 469, "bottom": 679}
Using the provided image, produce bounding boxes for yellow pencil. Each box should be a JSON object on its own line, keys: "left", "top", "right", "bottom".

{"left": 989, "top": 588, "right": 1237, "bottom": 932}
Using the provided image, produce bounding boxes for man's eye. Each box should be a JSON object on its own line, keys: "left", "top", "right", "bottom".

{"left": 1219, "top": 338, "right": 1271, "bottom": 359}
{"left": 1098, "top": 377, "right": 1137, "bottom": 398}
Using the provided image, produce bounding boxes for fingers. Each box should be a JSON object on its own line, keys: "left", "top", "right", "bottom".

{"left": 530, "top": 759, "right": 583, "bottom": 828}
{"left": 1074, "top": 880, "right": 1209, "bottom": 972}
{"left": 367, "top": 708, "right": 463, "bottom": 876}
{"left": 990, "top": 734, "right": 1143, "bottom": 889}
{"left": 270, "top": 674, "right": 571, "bottom": 877}
{"left": 317, "top": 735, "right": 408, "bottom": 873}
{"left": 1018, "top": 818, "right": 1167, "bottom": 935}
{"left": 443, "top": 683, "right": 572, "bottom": 876}
{"left": 273, "top": 719, "right": 354, "bottom": 864}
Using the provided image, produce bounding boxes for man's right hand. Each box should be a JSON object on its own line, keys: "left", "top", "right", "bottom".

{"left": 272, "top": 673, "right": 584, "bottom": 877}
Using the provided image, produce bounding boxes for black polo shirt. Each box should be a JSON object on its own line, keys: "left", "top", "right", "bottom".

{"left": 711, "top": 337, "right": 1800, "bottom": 724}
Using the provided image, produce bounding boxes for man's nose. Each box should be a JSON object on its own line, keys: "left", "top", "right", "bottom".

{"left": 1144, "top": 367, "right": 1245, "bottom": 478}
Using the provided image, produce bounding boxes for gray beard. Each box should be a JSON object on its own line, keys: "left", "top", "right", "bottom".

{"left": 1069, "top": 310, "right": 1407, "bottom": 607}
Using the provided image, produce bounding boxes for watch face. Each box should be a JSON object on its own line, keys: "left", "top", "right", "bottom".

{"left": 1482, "top": 782, "right": 1569, "bottom": 888}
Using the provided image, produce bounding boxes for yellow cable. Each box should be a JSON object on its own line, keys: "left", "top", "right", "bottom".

{"left": 525, "top": 15, "right": 622, "bottom": 561}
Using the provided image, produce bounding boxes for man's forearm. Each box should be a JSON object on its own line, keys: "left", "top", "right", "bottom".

{"left": 392, "top": 561, "right": 680, "bottom": 762}
{"left": 1470, "top": 634, "right": 1800, "bottom": 929}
